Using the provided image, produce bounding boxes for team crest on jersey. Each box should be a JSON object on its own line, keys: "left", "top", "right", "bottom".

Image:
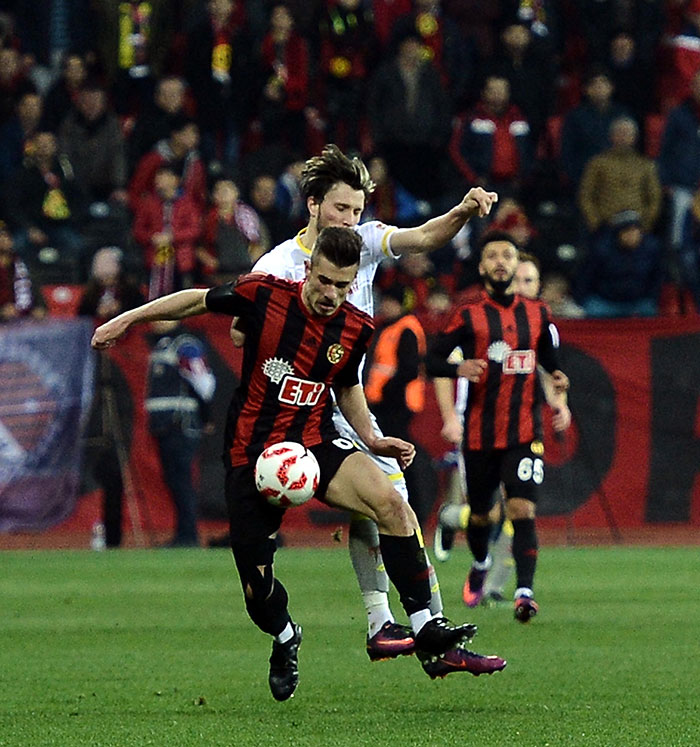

{"left": 327, "top": 343, "right": 345, "bottom": 364}
{"left": 262, "top": 357, "right": 295, "bottom": 384}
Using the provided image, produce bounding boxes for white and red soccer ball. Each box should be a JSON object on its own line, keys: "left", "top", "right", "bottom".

{"left": 254, "top": 441, "right": 320, "bottom": 507}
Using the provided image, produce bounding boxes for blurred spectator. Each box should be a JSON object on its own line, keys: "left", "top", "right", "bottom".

{"left": 0, "top": 46, "right": 36, "bottom": 126}
{"left": 540, "top": 271, "right": 585, "bottom": 319}
{"left": 560, "top": 67, "right": 629, "bottom": 189}
{"left": 5, "top": 130, "right": 86, "bottom": 269}
{"left": 0, "top": 220, "right": 45, "bottom": 321}
{"left": 371, "top": 0, "right": 412, "bottom": 48}
{"left": 254, "top": 3, "right": 312, "bottom": 153}
{"left": 489, "top": 20, "right": 557, "bottom": 143}
{"left": 363, "top": 153, "right": 431, "bottom": 226}
{"left": 489, "top": 196, "right": 537, "bottom": 250}
{"left": 575, "top": 209, "right": 662, "bottom": 318}
{"left": 378, "top": 251, "right": 437, "bottom": 315}
{"left": 606, "top": 30, "right": 655, "bottom": 128}
{"left": 0, "top": 91, "right": 43, "bottom": 184}
{"left": 133, "top": 165, "right": 202, "bottom": 297}
{"left": 657, "top": 0, "right": 700, "bottom": 110}
{"left": 318, "top": 0, "right": 378, "bottom": 151}
{"left": 58, "top": 79, "right": 128, "bottom": 206}
{"left": 577, "top": 116, "right": 662, "bottom": 235}
{"left": 92, "top": 0, "right": 175, "bottom": 115}
{"left": 679, "top": 186, "right": 700, "bottom": 312}
{"left": 247, "top": 172, "right": 295, "bottom": 250}
{"left": 41, "top": 52, "right": 88, "bottom": 133}
{"left": 449, "top": 74, "right": 533, "bottom": 201}
{"left": 197, "top": 176, "right": 263, "bottom": 284}
{"left": 79, "top": 246, "right": 144, "bottom": 548}
{"left": 500, "top": 0, "right": 563, "bottom": 50}
{"left": 390, "top": 0, "right": 475, "bottom": 111}
{"left": 129, "top": 116, "right": 207, "bottom": 212}
{"left": 416, "top": 282, "right": 453, "bottom": 335}
{"left": 658, "top": 69, "right": 700, "bottom": 274}
{"left": 367, "top": 28, "right": 451, "bottom": 199}
{"left": 275, "top": 154, "right": 307, "bottom": 230}
{"left": 12, "top": 0, "right": 96, "bottom": 93}
{"left": 185, "top": 0, "right": 252, "bottom": 171}
{"left": 441, "top": 0, "right": 503, "bottom": 60}
{"left": 128, "top": 76, "right": 190, "bottom": 171}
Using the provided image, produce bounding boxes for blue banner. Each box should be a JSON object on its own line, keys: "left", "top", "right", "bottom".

{"left": 0, "top": 319, "right": 95, "bottom": 532}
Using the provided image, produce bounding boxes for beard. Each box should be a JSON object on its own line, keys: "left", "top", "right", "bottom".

{"left": 490, "top": 277, "right": 513, "bottom": 295}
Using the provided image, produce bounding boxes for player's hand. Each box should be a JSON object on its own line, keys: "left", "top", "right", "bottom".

{"left": 460, "top": 187, "right": 498, "bottom": 219}
{"left": 552, "top": 404, "right": 571, "bottom": 432}
{"left": 441, "top": 415, "right": 463, "bottom": 445}
{"left": 456, "top": 358, "right": 488, "bottom": 383}
{"left": 230, "top": 316, "right": 246, "bottom": 347}
{"left": 91, "top": 316, "right": 130, "bottom": 349}
{"left": 551, "top": 370, "right": 569, "bottom": 394}
{"left": 370, "top": 437, "right": 416, "bottom": 470}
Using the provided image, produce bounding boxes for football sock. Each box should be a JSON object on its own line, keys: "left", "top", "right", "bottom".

{"left": 484, "top": 520, "right": 514, "bottom": 595}
{"left": 276, "top": 622, "right": 295, "bottom": 644}
{"left": 467, "top": 521, "right": 492, "bottom": 564}
{"left": 365, "top": 591, "right": 394, "bottom": 637}
{"left": 512, "top": 518, "right": 538, "bottom": 591}
{"left": 378, "top": 531, "right": 431, "bottom": 616}
{"left": 409, "top": 608, "right": 433, "bottom": 635}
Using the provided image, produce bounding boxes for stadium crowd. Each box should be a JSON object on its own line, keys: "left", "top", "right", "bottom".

{"left": 1, "top": 0, "right": 700, "bottom": 324}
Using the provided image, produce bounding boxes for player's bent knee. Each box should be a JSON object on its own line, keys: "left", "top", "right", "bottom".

{"left": 370, "top": 488, "right": 414, "bottom": 535}
{"left": 232, "top": 537, "right": 277, "bottom": 600}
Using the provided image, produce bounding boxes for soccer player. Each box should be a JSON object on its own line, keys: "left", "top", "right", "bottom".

{"left": 426, "top": 231, "right": 570, "bottom": 623}
{"left": 234, "top": 144, "right": 497, "bottom": 661}
{"left": 91, "top": 227, "right": 506, "bottom": 700}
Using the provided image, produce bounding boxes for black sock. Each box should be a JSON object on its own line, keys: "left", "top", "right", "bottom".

{"left": 379, "top": 532, "right": 431, "bottom": 615}
{"left": 511, "top": 518, "right": 538, "bottom": 590}
{"left": 466, "top": 521, "right": 491, "bottom": 563}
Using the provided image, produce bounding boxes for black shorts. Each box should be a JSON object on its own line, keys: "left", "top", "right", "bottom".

{"left": 226, "top": 437, "right": 360, "bottom": 546}
{"left": 463, "top": 440, "right": 545, "bottom": 515}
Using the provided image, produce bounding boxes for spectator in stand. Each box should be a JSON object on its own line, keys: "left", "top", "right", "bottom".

{"left": 185, "top": 0, "right": 252, "bottom": 171}
{"left": 390, "top": 0, "right": 475, "bottom": 112}
{"left": 363, "top": 154, "right": 431, "bottom": 226}
{"left": 488, "top": 20, "right": 557, "bottom": 145}
{"left": 91, "top": 0, "right": 175, "bottom": 115}
{"left": 606, "top": 30, "right": 655, "bottom": 130}
{"left": 132, "top": 164, "right": 203, "bottom": 297}
{"left": 0, "top": 46, "right": 36, "bottom": 127}
{"left": 540, "top": 271, "right": 585, "bottom": 319}
{"left": 500, "top": 0, "right": 562, "bottom": 50}
{"left": 378, "top": 251, "right": 437, "bottom": 316}
{"left": 4, "top": 130, "right": 86, "bottom": 268}
{"left": 658, "top": 69, "right": 700, "bottom": 278}
{"left": 575, "top": 209, "right": 662, "bottom": 318}
{"left": 416, "top": 283, "right": 453, "bottom": 336}
{"left": 449, "top": 74, "right": 533, "bottom": 202}
{"left": 128, "top": 76, "right": 190, "bottom": 171}
{"left": 197, "top": 176, "right": 263, "bottom": 284}
{"left": 247, "top": 172, "right": 295, "bottom": 251}
{"left": 371, "top": 0, "right": 412, "bottom": 48}
{"left": 129, "top": 116, "right": 207, "bottom": 212}
{"left": 0, "top": 220, "right": 45, "bottom": 321}
{"left": 41, "top": 53, "right": 88, "bottom": 133}
{"left": 254, "top": 3, "right": 312, "bottom": 154}
{"left": 560, "top": 67, "right": 629, "bottom": 190}
{"left": 656, "top": 0, "right": 700, "bottom": 111}
{"left": 58, "top": 79, "right": 128, "bottom": 208}
{"left": 367, "top": 28, "right": 451, "bottom": 200}
{"left": 0, "top": 91, "right": 43, "bottom": 183}
{"left": 680, "top": 186, "right": 700, "bottom": 312}
{"left": 79, "top": 246, "right": 144, "bottom": 548}
{"left": 577, "top": 116, "right": 662, "bottom": 236}
{"left": 318, "top": 0, "right": 379, "bottom": 152}
{"left": 488, "top": 196, "right": 537, "bottom": 252}
{"left": 275, "top": 154, "right": 307, "bottom": 231}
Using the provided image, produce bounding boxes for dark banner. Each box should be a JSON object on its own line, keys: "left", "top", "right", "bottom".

{"left": 0, "top": 319, "right": 95, "bottom": 532}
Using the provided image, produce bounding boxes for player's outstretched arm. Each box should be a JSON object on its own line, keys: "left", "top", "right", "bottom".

{"left": 91, "top": 289, "right": 209, "bottom": 349}
{"left": 390, "top": 186, "right": 498, "bottom": 255}
{"left": 434, "top": 377, "right": 463, "bottom": 445}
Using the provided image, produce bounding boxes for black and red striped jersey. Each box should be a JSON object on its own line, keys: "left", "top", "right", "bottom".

{"left": 206, "top": 273, "right": 374, "bottom": 466}
{"left": 427, "top": 290, "right": 562, "bottom": 451}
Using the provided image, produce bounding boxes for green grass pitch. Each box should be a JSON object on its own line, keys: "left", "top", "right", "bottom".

{"left": 0, "top": 545, "right": 698, "bottom": 746}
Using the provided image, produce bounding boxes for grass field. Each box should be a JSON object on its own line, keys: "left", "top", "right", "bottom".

{"left": 1, "top": 545, "right": 698, "bottom": 747}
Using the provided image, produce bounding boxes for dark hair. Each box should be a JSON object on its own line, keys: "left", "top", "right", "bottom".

{"left": 478, "top": 229, "right": 519, "bottom": 255}
{"left": 300, "top": 144, "right": 375, "bottom": 204}
{"left": 311, "top": 227, "right": 362, "bottom": 268}
{"left": 518, "top": 250, "right": 540, "bottom": 271}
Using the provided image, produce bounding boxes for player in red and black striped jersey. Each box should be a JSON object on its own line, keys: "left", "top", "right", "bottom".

{"left": 427, "top": 231, "right": 570, "bottom": 623}
{"left": 92, "top": 226, "right": 506, "bottom": 699}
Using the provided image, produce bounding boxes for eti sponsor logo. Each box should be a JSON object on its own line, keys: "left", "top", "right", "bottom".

{"left": 487, "top": 341, "right": 535, "bottom": 374}
{"left": 262, "top": 357, "right": 325, "bottom": 407}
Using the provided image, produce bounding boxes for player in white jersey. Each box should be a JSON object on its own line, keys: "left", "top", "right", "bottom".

{"left": 237, "top": 145, "right": 497, "bottom": 667}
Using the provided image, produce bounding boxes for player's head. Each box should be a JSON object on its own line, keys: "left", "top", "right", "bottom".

{"left": 301, "top": 144, "right": 375, "bottom": 232}
{"left": 303, "top": 227, "right": 362, "bottom": 316}
{"left": 478, "top": 230, "right": 520, "bottom": 295}
{"left": 515, "top": 251, "right": 541, "bottom": 299}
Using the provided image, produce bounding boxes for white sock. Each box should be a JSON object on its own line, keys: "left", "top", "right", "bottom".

{"left": 472, "top": 554, "right": 493, "bottom": 572}
{"left": 365, "top": 591, "right": 394, "bottom": 637}
{"left": 409, "top": 609, "right": 433, "bottom": 635}
{"left": 276, "top": 622, "right": 294, "bottom": 644}
{"left": 514, "top": 587, "right": 534, "bottom": 600}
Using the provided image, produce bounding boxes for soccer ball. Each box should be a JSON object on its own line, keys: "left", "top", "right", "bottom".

{"left": 255, "top": 441, "right": 320, "bottom": 508}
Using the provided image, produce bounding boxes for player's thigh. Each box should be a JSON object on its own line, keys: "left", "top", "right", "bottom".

{"left": 500, "top": 442, "right": 544, "bottom": 509}
{"left": 463, "top": 449, "right": 501, "bottom": 516}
